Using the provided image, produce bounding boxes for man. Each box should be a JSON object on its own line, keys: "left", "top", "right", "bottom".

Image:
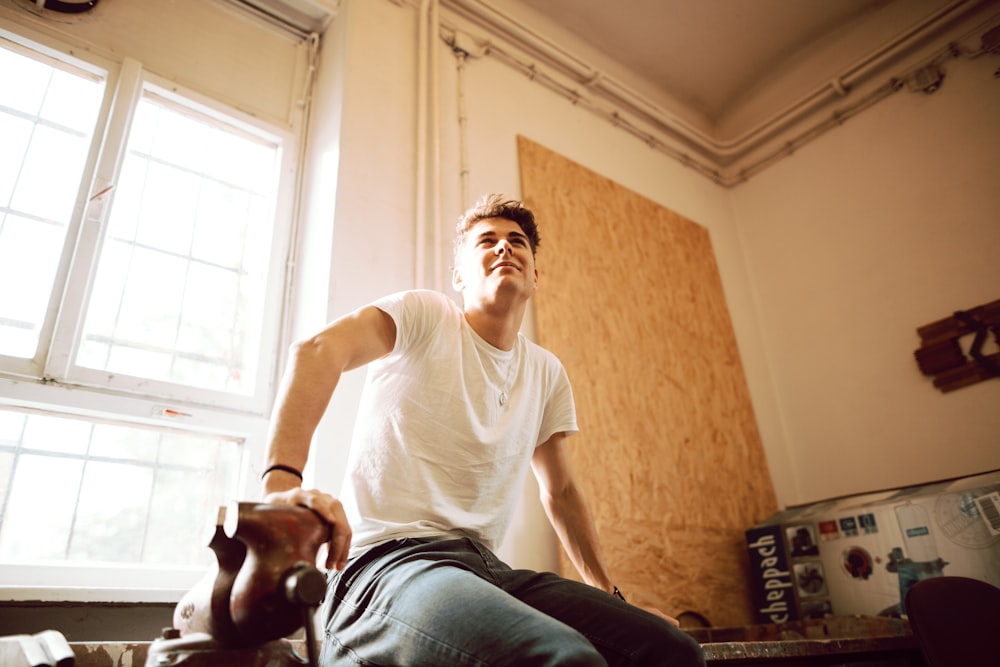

{"left": 262, "top": 194, "right": 705, "bottom": 666}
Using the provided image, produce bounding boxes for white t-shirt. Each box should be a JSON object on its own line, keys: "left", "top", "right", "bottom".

{"left": 341, "top": 289, "right": 578, "bottom": 557}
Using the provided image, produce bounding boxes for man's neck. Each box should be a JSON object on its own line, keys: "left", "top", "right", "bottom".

{"left": 463, "top": 301, "right": 526, "bottom": 351}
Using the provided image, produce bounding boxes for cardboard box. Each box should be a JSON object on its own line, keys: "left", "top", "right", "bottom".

{"left": 746, "top": 469, "right": 1000, "bottom": 624}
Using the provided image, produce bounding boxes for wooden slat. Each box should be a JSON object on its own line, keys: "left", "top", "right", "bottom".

{"left": 916, "top": 299, "right": 1000, "bottom": 343}
{"left": 913, "top": 299, "right": 1000, "bottom": 391}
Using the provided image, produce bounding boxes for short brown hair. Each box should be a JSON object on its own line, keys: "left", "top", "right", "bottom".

{"left": 453, "top": 194, "right": 541, "bottom": 264}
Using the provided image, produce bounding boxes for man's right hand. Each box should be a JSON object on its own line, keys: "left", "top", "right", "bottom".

{"left": 264, "top": 487, "right": 353, "bottom": 571}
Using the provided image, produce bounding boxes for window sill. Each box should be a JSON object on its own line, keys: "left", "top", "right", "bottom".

{"left": 0, "top": 563, "right": 207, "bottom": 603}
{"left": 0, "top": 586, "right": 186, "bottom": 603}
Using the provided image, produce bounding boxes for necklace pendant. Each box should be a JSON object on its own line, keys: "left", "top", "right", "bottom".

{"left": 499, "top": 391, "right": 508, "bottom": 406}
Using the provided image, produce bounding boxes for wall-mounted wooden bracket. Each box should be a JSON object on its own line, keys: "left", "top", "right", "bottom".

{"left": 914, "top": 299, "right": 1000, "bottom": 392}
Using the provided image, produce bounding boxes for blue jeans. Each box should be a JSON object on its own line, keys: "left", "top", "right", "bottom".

{"left": 319, "top": 537, "right": 705, "bottom": 666}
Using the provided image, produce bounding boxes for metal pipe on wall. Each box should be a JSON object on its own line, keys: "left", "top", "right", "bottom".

{"left": 441, "top": 0, "right": 982, "bottom": 165}
{"left": 415, "top": 0, "right": 443, "bottom": 290}
{"left": 415, "top": 0, "right": 430, "bottom": 289}
{"left": 455, "top": 50, "right": 471, "bottom": 207}
{"left": 430, "top": 0, "right": 444, "bottom": 292}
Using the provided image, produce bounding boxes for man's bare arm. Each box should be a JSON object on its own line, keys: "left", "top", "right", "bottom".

{"left": 531, "top": 433, "right": 614, "bottom": 592}
{"left": 531, "top": 434, "right": 679, "bottom": 625}
{"left": 263, "top": 304, "right": 396, "bottom": 570}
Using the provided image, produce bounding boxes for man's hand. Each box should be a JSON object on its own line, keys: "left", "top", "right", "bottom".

{"left": 264, "top": 487, "right": 353, "bottom": 571}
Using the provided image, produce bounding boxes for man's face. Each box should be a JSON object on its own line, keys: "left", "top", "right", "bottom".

{"left": 452, "top": 217, "right": 538, "bottom": 304}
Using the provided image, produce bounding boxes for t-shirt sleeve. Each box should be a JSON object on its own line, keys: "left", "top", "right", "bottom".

{"left": 537, "top": 357, "right": 579, "bottom": 445}
{"left": 369, "top": 289, "right": 447, "bottom": 356}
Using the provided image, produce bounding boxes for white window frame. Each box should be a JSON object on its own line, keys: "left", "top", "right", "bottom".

{"left": 0, "top": 44, "right": 296, "bottom": 415}
{"left": 0, "top": 32, "right": 110, "bottom": 384}
{"left": 0, "top": 26, "right": 300, "bottom": 600}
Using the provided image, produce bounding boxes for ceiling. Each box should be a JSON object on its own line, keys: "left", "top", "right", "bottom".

{"left": 514, "top": 0, "right": 898, "bottom": 124}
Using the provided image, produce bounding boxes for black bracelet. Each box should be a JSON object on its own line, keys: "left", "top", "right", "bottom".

{"left": 613, "top": 586, "right": 626, "bottom": 602}
{"left": 261, "top": 464, "right": 303, "bottom": 481}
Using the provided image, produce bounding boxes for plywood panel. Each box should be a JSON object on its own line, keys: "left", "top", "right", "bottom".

{"left": 518, "top": 136, "right": 777, "bottom": 627}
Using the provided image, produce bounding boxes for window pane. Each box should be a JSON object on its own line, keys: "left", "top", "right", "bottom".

{"left": 0, "top": 214, "right": 68, "bottom": 357}
{"left": 70, "top": 460, "right": 153, "bottom": 562}
{"left": 0, "top": 408, "right": 241, "bottom": 567}
{"left": 1, "top": 454, "right": 83, "bottom": 561}
{"left": 78, "top": 94, "right": 280, "bottom": 396}
{"left": 0, "top": 114, "right": 32, "bottom": 206}
{"left": 0, "top": 47, "right": 51, "bottom": 115}
{"left": 0, "top": 410, "right": 26, "bottom": 442}
{"left": 0, "top": 43, "right": 104, "bottom": 359}
{"left": 41, "top": 68, "right": 105, "bottom": 134}
{"left": 11, "top": 124, "right": 93, "bottom": 221}
{"left": 21, "top": 411, "right": 90, "bottom": 455}
{"left": 89, "top": 423, "right": 161, "bottom": 463}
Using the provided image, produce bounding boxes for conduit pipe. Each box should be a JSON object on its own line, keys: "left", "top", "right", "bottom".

{"left": 726, "top": 24, "right": 996, "bottom": 184}
{"left": 279, "top": 32, "right": 321, "bottom": 366}
{"left": 455, "top": 50, "right": 471, "bottom": 205}
{"left": 415, "top": 0, "right": 444, "bottom": 290}
{"left": 415, "top": 0, "right": 430, "bottom": 288}
{"left": 469, "top": 42, "right": 726, "bottom": 182}
{"left": 448, "top": 9, "right": 996, "bottom": 186}
{"left": 441, "top": 0, "right": 981, "bottom": 164}
{"left": 430, "top": 0, "right": 444, "bottom": 292}
{"left": 606, "top": 0, "right": 978, "bottom": 158}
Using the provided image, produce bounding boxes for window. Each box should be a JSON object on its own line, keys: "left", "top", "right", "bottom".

{"left": 0, "top": 408, "right": 238, "bottom": 568}
{"left": 0, "top": 31, "right": 297, "bottom": 595}
{"left": 76, "top": 90, "right": 279, "bottom": 399}
{"left": 0, "top": 44, "right": 103, "bottom": 359}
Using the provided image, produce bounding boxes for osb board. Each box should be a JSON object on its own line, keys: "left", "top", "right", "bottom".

{"left": 518, "top": 136, "right": 777, "bottom": 627}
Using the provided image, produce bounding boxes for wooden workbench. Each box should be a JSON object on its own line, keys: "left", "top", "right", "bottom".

{"left": 62, "top": 616, "right": 923, "bottom": 666}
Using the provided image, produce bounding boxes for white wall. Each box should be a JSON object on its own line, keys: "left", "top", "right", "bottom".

{"left": 296, "top": 0, "right": 422, "bottom": 493}
{"left": 730, "top": 52, "right": 1000, "bottom": 503}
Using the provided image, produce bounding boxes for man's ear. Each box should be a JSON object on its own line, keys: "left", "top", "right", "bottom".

{"left": 451, "top": 266, "right": 463, "bottom": 292}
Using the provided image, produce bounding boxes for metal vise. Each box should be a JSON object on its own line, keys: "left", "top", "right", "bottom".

{"left": 146, "top": 502, "right": 330, "bottom": 666}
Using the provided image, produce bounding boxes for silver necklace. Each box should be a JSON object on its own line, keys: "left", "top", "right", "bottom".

{"left": 498, "top": 365, "right": 514, "bottom": 405}
{"left": 487, "top": 341, "right": 519, "bottom": 406}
